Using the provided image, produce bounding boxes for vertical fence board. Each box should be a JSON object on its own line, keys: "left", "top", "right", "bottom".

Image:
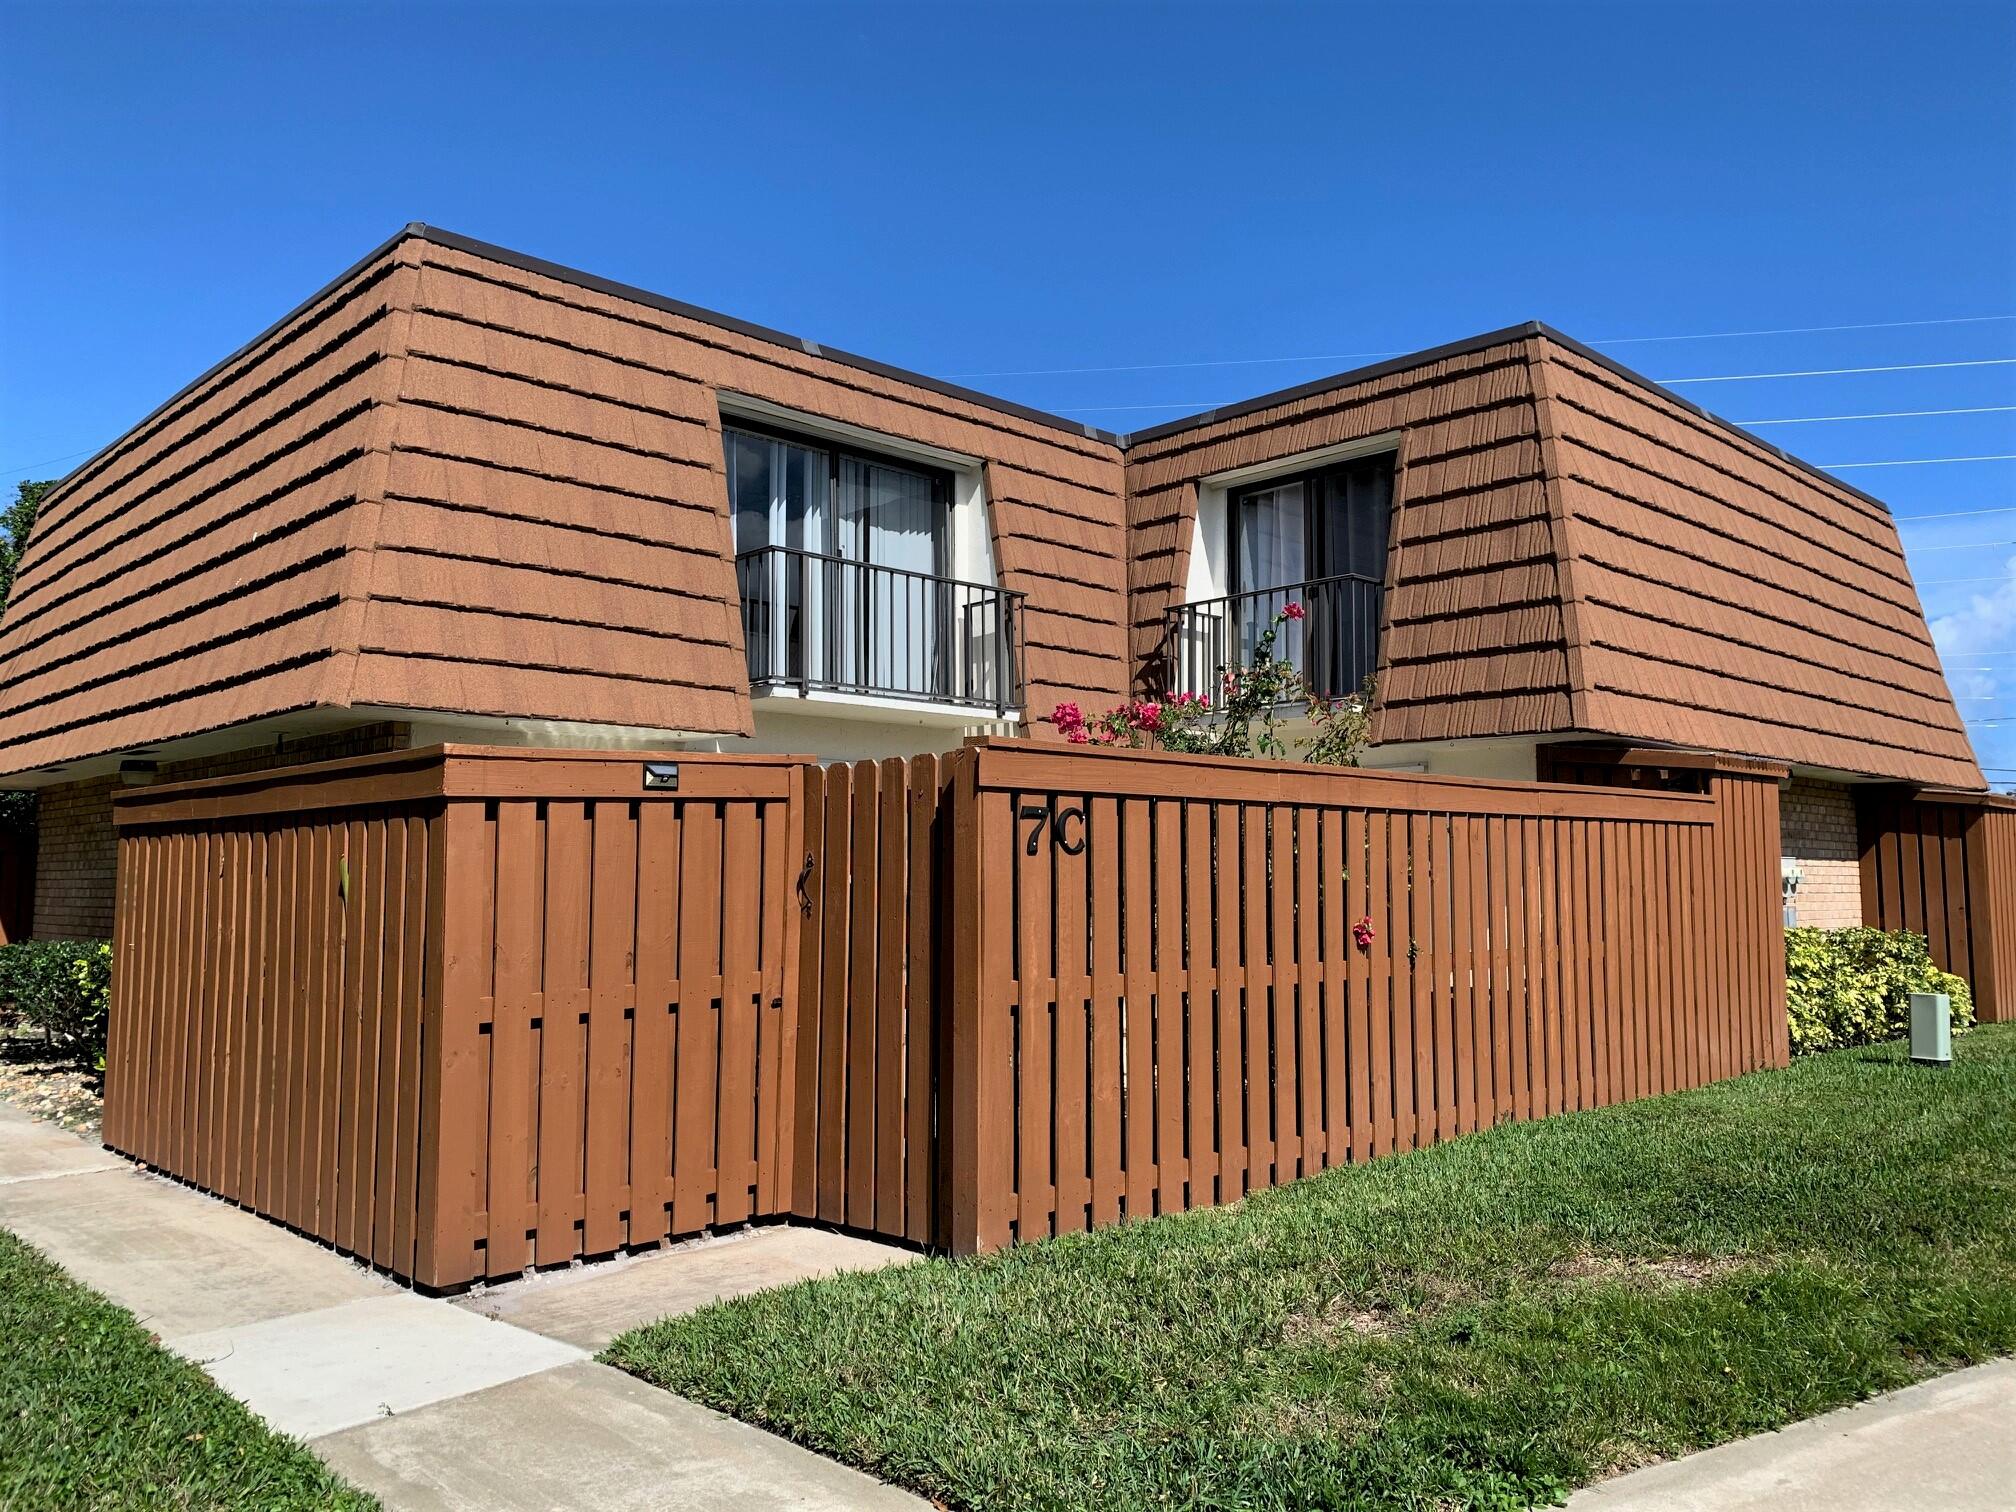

{"left": 371, "top": 818, "right": 412, "bottom": 1273}
{"left": 815, "top": 767, "right": 849, "bottom": 1223}
{"left": 714, "top": 801, "right": 760, "bottom": 1232}
{"left": 1368, "top": 811, "right": 1397, "bottom": 1151}
{"left": 537, "top": 801, "right": 589, "bottom": 1266}
{"left": 1449, "top": 814, "right": 1476, "bottom": 1135}
{"left": 586, "top": 800, "right": 640, "bottom": 1252}
{"left": 1161, "top": 806, "right": 1185, "bottom": 1217}
{"left": 1089, "top": 795, "right": 1124, "bottom": 1225}
{"left": 872, "top": 764, "right": 908, "bottom": 1234}
{"left": 1294, "top": 807, "right": 1323, "bottom": 1173}
{"left": 1123, "top": 799, "right": 1156, "bottom": 1217}
{"left": 632, "top": 801, "right": 681, "bottom": 1246}
{"left": 1208, "top": 804, "right": 1243, "bottom": 1200}
{"left": 1054, "top": 786, "right": 1091, "bottom": 1235}
{"left": 789, "top": 771, "right": 822, "bottom": 1220}
{"left": 1177, "top": 806, "right": 1209, "bottom": 1209}
{"left": 904, "top": 759, "right": 942, "bottom": 1243}
{"left": 1320, "top": 808, "right": 1348, "bottom": 1167}
{"left": 672, "top": 801, "right": 722, "bottom": 1238}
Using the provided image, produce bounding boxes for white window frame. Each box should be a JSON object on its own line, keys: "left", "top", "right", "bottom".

{"left": 1184, "top": 431, "right": 1400, "bottom": 605}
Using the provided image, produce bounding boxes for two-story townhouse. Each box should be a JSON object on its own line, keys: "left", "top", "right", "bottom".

{"left": 0, "top": 225, "right": 1980, "bottom": 942}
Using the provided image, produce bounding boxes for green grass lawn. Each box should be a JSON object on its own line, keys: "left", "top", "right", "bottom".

{"left": 608, "top": 1026, "right": 2016, "bottom": 1512}
{"left": 0, "top": 1229, "right": 376, "bottom": 1510}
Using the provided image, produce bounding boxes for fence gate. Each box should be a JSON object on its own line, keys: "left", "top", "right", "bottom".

{"left": 790, "top": 754, "right": 954, "bottom": 1247}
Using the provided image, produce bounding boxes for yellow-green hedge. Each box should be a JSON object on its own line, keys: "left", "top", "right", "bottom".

{"left": 1786, "top": 926, "right": 1972, "bottom": 1055}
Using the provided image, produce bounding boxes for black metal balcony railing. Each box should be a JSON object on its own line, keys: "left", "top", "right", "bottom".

{"left": 737, "top": 546, "right": 1025, "bottom": 716}
{"left": 1164, "top": 573, "right": 1382, "bottom": 703}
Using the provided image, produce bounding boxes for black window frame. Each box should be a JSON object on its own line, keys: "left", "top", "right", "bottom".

{"left": 721, "top": 414, "right": 954, "bottom": 576}
{"left": 1227, "top": 448, "right": 1397, "bottom": 597}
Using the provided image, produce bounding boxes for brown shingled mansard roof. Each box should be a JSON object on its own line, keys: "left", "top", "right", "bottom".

{"left": 0, "top": 225, "right": 1982, "bottom": 790}
{"left": 1126, "top": 322, "right": 1981, "bottom": 790}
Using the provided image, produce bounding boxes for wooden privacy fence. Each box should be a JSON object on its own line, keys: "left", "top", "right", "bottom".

{"left": 798, "top": 740, "right": 1788, "bottom": 1254}
{"left": 1859, "top": 788, "right": 2016, "bottom": 1023}
{"left": 108, "top": 737, "right": 1788, "bottom": 1283}
{"left": 105, "top": 746, "right": 804, "bottom": 1289}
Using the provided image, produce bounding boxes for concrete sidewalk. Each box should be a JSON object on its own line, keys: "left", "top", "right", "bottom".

{"left": 1568, "top": 1357, "right": 2016, "bottom": 1511}
{"left": 0, "top": 1103, "right": 924, "bottom": 1511}
{"left": 17, "top": 1101, "right": 2011, "bottom": 1511}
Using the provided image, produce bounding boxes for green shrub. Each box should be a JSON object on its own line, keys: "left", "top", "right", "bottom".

{"left": 1785, "top": 926, "right": 1974, "bottom": 1055}
{"left": 0, "top": 940, "right": 111, "bottom": 1061}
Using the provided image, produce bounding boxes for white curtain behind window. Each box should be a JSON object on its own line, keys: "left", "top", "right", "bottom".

{"left": 726, "top": 428, "right": 831, "bottom": 683}
{"left": 836, "top": 457, "right": 938, "bottom": 693}
{"left": 1235, "top": 478, "right": 1308, "bottom": 669}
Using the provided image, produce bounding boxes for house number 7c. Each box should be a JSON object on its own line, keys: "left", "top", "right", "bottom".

{"left": 1019, "top": 801, "right": 1088, "bottom": 857}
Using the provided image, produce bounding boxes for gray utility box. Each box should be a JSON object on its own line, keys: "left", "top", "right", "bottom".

{"left": 1910, "top": 992, "right": 1952, "bottom": 1067}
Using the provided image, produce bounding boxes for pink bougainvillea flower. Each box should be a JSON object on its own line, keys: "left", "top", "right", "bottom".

{"left": 1282, "top": 601, "right": 1306, "bottom": 621}
{"left": 1351, "top": 916, "right": 1376, "bottom": 950}
{"left": 1065, "top": 727, "right": 1089, "bottom": 744}
{"left": 1133, "top": 700, "right": 1164, "bottom": 732}
{"left": 1049, "top": 701, "right": 1085, "bottom": 732}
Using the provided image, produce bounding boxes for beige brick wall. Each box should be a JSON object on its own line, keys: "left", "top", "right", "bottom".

{"left": 1780, "top": 776, "right": 1863, "bottom": 930}
{"left": 31, "top": 776, "right": 120, "bottom": 940}
{"left": 28, "top": 723, "right": 410, "bottom": 941}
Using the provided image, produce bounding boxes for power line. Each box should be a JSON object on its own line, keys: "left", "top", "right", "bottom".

{"left": 1823, "top": 454, "right": 2016, "bottom": 470}
{"left": 1596, "top": 314, "right": 2016, "bottom": 345}
{"left": 949, "top": 349, "right": 1408, "bottom": 381}
{"left": 1738, "top": 404, "right": 2016, "bottom": 426}
{"left": 1905, "top": 539, "right": 2016, "bottom": 553}
{"left": 0, "top": 445, "right": 100, "bottom": 478}
{"left": 1662, "top": 356, "right": 2016, "bottom": 385}
{"left": 1054, "top": 356, "right": 2016, "bottom": 412}
{"left": 1898, "top": 506, "right": 2016, "bottom": 523}
{"left": 946, "top": 313, "right": 2016, "bottom": 380}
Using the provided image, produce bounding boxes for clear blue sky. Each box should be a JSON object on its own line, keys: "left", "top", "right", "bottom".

{"left": 4, "top": 0, "right": 2013, "bottom": 774}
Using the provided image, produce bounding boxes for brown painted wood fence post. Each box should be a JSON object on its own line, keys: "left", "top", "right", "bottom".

{"left": 413, "top": 798, "right": 488, "bottom": 1289}
{"left": 1964, "top": 806, "right": 2007, "bottom": 1022}
{"left": 944, "top": 745, "right": 992, "bottom": 1254}
{"left": 1755, "top": 772, "right": 1790, "bottom": 1067}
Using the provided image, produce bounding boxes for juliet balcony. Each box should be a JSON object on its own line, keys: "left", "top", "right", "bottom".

{"left": 736, "top": 546, "right": 1025, "bottom": 717}
{"left": 1163, "top": 572, "right": 1383, "bottom": 703}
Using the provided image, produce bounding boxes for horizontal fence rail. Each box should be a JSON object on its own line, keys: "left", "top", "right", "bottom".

{"left": 1164, "top": 573, "right": 1382, "bottom": 702}
{"left": 737, "top": 546, "right": 1023, "bottom": 714}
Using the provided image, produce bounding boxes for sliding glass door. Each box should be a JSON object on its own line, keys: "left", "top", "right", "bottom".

{"left": 834, "top": 455, "right": 942, "bottom": 693}
{"left": 725, "top": 421, "right": 951, "bottom": 697}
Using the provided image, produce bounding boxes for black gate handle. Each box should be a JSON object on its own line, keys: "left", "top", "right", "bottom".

{"left": 796, "top": 850, "right": 816, "bottom": 915}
